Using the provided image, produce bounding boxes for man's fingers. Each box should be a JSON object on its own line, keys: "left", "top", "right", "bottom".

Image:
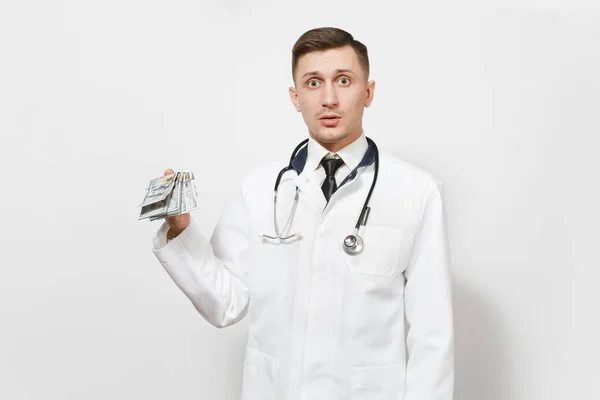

{"left": 164, "top": 168, "right": 174, "bottom": 176}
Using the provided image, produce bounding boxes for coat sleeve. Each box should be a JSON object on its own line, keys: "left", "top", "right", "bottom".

{"left": 151, "top": 186, "right": 251, "bottom": 329}
{"left": 403, "top": 180, "right": 455, "bottom": 399}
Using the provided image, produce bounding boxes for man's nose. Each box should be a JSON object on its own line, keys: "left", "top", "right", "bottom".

{"left": 321, "top": 82, "right": 339, "bottom": 108}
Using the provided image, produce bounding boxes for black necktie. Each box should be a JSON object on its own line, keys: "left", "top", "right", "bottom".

{"left": 320, "top": 157, "right": 345, "bottom": 202}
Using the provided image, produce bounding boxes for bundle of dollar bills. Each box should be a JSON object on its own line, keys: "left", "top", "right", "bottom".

{"left": 138, "top": 172, "right": 198, "bottom": 221}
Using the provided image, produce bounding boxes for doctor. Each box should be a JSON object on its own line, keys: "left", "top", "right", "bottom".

{"left": 152, "top": 27, "right": 454, "bottom": 400}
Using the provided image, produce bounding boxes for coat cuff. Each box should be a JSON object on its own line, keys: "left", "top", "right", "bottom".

{"left": 151, "top": 216, "right": 208, "bottom": 264}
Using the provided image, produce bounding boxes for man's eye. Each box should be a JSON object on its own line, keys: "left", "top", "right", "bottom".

{"left": 339, "top": 77, "right": 350, "bottom": 85}
{"left": 308, "top": 80, "right": 319, "bottom": 88}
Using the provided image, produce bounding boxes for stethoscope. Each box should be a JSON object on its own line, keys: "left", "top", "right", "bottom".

{"left": 261, "top": 137, "right": 379, "bottom": 255}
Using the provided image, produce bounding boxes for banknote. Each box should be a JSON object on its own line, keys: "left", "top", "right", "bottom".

{"left": 138, "top": 172, "right": 198, "bottom": 220}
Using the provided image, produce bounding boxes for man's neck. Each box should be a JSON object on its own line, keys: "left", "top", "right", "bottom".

{"left": 310, "top": 130, "right": 362, "bottom": 153}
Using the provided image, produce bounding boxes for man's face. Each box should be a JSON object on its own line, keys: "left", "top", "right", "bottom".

{"left": 289, "top": 45, "right": 375, "bottom": 150}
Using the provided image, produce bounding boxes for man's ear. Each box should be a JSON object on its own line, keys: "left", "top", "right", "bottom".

{"left": 364, "top": 80, "right": 376, "bottom": 108}
{"left": 289, "top": 86, "right": 301, "bottom": 112}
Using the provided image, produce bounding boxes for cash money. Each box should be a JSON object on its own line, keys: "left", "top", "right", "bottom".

{"left": 138, "top": 172, "right": 198, "bottom": 220}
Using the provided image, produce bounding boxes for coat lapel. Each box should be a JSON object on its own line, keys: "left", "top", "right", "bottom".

{"left": 294, "top": 168, "right": 327, "bottom": 211}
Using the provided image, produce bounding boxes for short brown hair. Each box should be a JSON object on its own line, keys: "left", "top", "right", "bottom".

{"left": 291, "top": 27, "right": 370, "bottom": 83}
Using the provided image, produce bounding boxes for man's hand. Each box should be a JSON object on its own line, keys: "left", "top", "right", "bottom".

{"left": 164, "top": 168, "right": 191, "bottom": 240}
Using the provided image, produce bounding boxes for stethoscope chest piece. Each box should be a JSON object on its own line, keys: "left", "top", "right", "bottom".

{"left": 343, "top": 234, "right": 364, "bottom": 255}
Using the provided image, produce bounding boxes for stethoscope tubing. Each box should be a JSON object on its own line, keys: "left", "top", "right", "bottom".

{"left": 267, "top": 137, "right": 379, "bottom": 253}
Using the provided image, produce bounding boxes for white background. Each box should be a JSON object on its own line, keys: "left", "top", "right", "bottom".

{"left": 1, "top": 1, "right": 599, "bottom": 399}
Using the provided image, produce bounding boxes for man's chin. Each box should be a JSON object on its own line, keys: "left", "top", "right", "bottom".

{"left": 313, "top": 128, "right": 349, "bottom": 143}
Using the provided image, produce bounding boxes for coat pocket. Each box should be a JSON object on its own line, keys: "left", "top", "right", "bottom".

{"left": 240, "top": 347, "right": 279, "bottom": 400}
{"left": 350, "top": 364, "right": 405, "bottom": 400}
{"left": 346, "top": 225, "right": 404, "bottom": 276}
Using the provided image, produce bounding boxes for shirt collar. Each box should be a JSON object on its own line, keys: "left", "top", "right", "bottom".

{"left": 306, "top": 131, "right": 369, "bottom": 172}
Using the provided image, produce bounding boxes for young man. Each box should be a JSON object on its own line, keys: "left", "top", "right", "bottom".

{"left": 153, "top": 27, "right": 454, "bottom": 400}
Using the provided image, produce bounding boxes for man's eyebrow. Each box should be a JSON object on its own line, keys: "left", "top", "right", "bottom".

{"left": 335, "top": 69, "right": 355, "bottom": 75}
{"left": 301, "top": 69, "right": 356, "bottom": 79}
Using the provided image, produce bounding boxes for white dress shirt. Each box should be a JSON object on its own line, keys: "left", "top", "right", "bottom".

{"left": 305, "top": 132, "right": 369, "bottom": 188}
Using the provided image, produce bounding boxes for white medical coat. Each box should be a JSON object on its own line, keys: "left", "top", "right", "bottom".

{"left": 152, "top": 139, "right": 454, "bottom": 400}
